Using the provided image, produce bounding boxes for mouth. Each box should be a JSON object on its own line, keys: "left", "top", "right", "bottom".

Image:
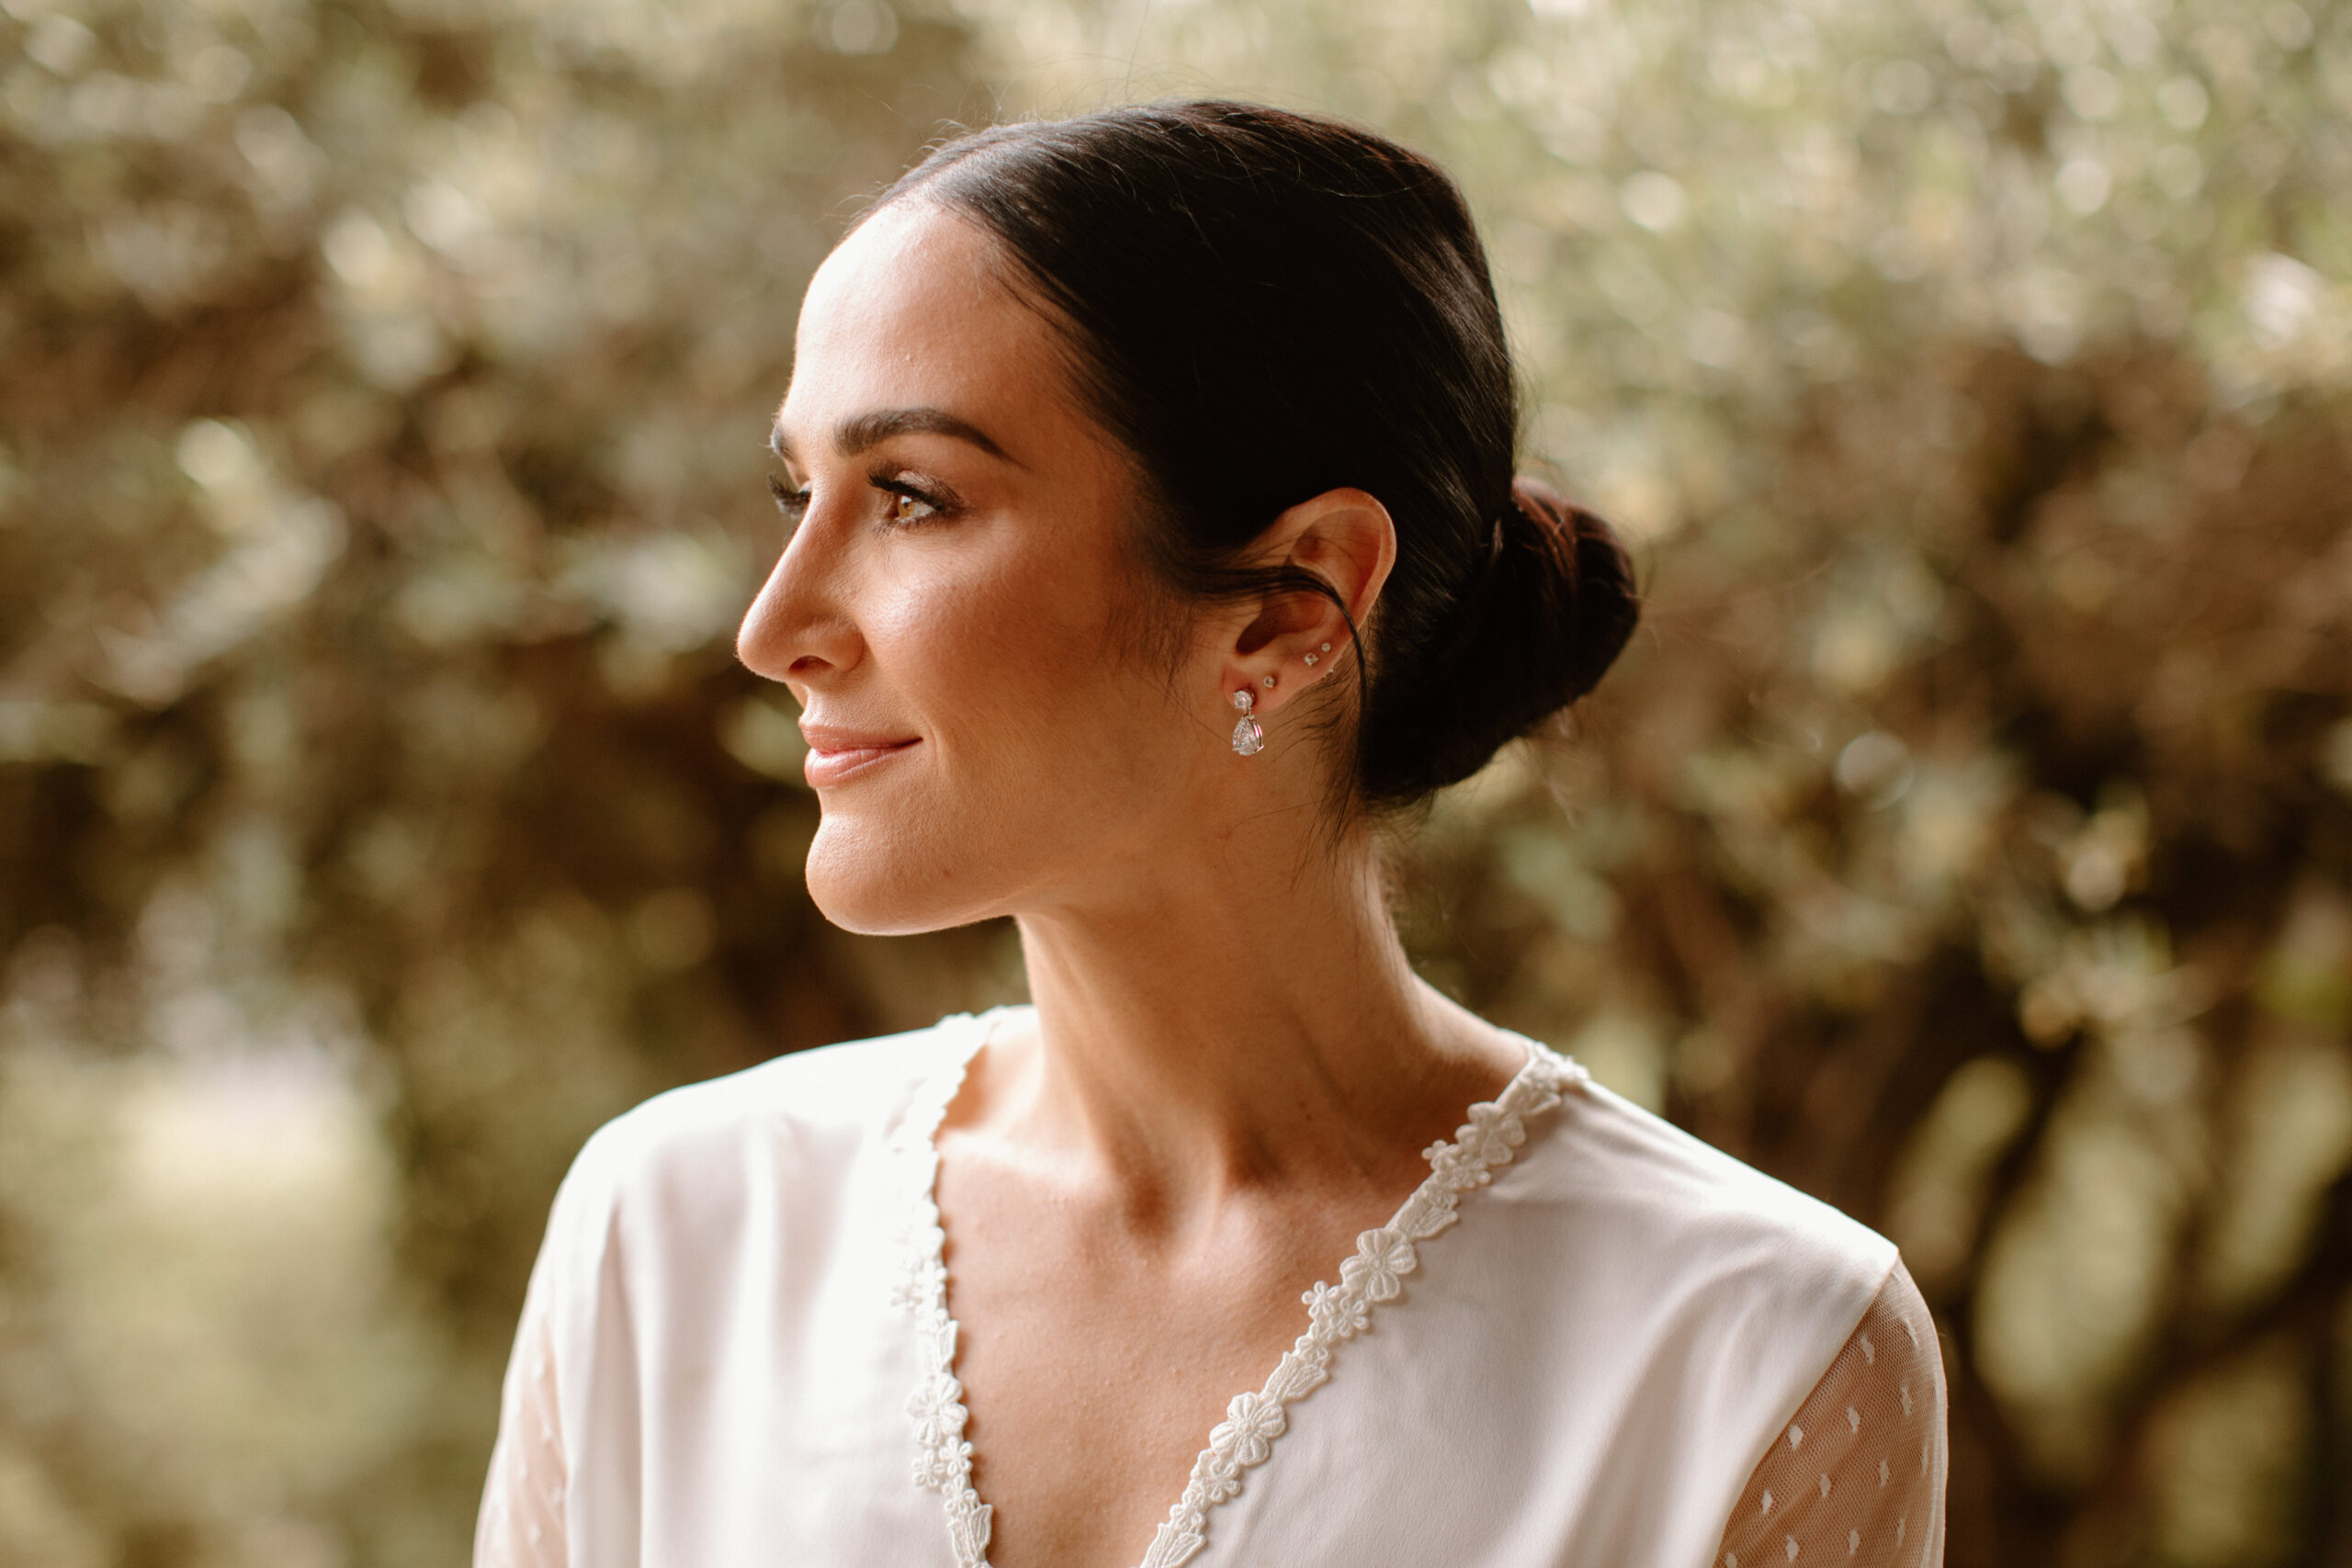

{"left": 800, "top": 728, "right": 921, "bottom": 788}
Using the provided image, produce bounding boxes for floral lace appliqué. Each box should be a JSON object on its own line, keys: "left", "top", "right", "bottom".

{"left": 893, "top": 1014, "right": 996, "bottom": 1565}
{"left": 896, "top": 1014, "right": 1585, "bottom": 1568}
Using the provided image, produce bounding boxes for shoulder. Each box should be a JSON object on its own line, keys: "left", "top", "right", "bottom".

{"left": 584, "top": 1012, "right": 978, "bottom": 1159}
{"left": 545, "top": 1010, "right": 989, "bottom": 1247}
{"left": 1479, "top": 1053, "right": 1904, "bottom": 1483}
{"left": 1512, "top": 1050, "right": 1898, "bottom": 1324}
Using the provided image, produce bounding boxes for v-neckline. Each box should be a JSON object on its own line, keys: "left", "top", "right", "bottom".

{"left": 891, "top": 1007, "right": 1583, "bottom": 1568}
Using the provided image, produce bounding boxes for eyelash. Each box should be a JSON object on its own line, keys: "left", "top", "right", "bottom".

{"left": 767, "top": 473, "right": 810, "bottom": 522}
{"left": 765, "top": 470, "right": 951, "bottom": 528}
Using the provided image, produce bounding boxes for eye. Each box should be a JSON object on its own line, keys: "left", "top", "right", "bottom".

{"left": 871, "top": 470, "right": 952, "bottom": 526}
{"left": 768, "top": 473, "right": 810, "bottom": 521}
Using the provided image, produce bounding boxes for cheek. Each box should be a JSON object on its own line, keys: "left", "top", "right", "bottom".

{"left": 812, "top": 539, "right": 1202, "bottom": 921}
{"left": 929, "top": 577, "right": 1180, "bottom": 813}
{"left": 870, "top": 541, "right": 1074, "bottom": 736}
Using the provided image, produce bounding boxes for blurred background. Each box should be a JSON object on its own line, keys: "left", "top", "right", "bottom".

{"left": 1, "top": 0, "right": 2347, "bottom": 1560}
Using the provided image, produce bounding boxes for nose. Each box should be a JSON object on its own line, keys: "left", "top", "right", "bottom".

{"left": 737, "top": 517, "right": 861, "bottom": 687}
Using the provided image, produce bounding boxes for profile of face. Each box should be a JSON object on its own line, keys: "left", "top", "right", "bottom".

{"left": 739, "top": 202, "right": 1359, "bottom": 935}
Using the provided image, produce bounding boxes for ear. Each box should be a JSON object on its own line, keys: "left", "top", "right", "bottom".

{"left": 1225, "top": 487, "right": 1396, "bottom": 714}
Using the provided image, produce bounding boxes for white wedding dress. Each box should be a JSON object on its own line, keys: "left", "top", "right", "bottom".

{"left": 476, "top": 1008, "right": 1947, "bottom": 1567}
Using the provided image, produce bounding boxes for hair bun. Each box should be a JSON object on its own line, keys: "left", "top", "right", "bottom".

{"left": 1363, "top": 476, "right": 1639, "bottom": 796}
{"left": 1505, "top": 476, "right": 1640, "bottom": 707}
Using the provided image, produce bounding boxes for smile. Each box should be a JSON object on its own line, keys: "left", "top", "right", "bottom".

{"left": 802, "top": 734, "right": 921, "bottom": 787}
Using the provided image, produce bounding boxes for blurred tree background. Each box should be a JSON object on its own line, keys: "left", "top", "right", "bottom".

{"left": 1, "top": 0, "right": 2347, "bottom": 1560}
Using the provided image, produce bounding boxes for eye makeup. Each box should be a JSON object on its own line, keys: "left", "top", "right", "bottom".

{"left": 763, "top": 466, "right": 961, "bottom": 529}
{"left": 768, "top": 472, "right": 812, "bottom": 523}
{"left": 867, "top": 467, "right": 956, "bottom": 526}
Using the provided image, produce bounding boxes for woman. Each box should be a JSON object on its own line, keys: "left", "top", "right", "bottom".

{"left": 477, "top": 102, "right": 1947, "bottom": 1568}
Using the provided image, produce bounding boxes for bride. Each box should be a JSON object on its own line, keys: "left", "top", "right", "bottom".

{"left": 477, "top": 100, "right": 1946, "bottom": 1568}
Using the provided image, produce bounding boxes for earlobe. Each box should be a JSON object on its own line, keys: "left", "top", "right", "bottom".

{"left": 1230, "top": 687, "right": 1264, "bottom": 756}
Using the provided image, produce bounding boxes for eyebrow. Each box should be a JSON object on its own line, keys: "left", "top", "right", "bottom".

{"left": 769, "top": 407, "right": 1016, "bottom": 468}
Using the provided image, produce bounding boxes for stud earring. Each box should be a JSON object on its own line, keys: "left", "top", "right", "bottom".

{"left": 1230, "top": 689, "right": 1263, "bottom": 757}
{"left": 1261, "top": 674, "right": 1276, "bottom": 689}
{"left": 1304, "top": 651, "right": 1318, "bottom": 668}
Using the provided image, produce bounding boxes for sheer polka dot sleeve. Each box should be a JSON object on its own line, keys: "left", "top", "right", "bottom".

{"left": 1713, "top": 1258, "right": 1947, "bottom": 1568}
{"left": 473, "top": 1269, "right": 568, "bottom": 1568}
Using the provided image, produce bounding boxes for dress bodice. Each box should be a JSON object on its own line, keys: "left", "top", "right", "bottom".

{"left": 475, "top": 1009, "right": 1946, "bottom": 1568}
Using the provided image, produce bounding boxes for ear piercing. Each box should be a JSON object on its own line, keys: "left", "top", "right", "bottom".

{"left": 1230, "top": 689, "right": 1264, "bottom": 757}
{"left": 1231, "top": 647, "right": 1329, "bottom": 755}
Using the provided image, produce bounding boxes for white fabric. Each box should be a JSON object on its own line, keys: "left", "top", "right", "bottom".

{"left": 478, "top": 1007, "right": 1942, "bottom": 1568}
{"left": 1717, "top": 1259, "right": 1945, "bottom": 1568}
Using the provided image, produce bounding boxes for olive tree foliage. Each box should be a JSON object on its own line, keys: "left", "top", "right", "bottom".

{"left": 1, "top": 0, "right": 2348, "bottom": 1560}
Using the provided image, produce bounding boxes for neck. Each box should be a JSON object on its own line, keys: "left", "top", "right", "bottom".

{"left": 993, "top": 817, "right": 1521, "bottom": 1224}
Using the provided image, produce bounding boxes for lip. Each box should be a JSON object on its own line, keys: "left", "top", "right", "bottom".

{"left": 800, "top": 725, "right": 921, "bottom": 788}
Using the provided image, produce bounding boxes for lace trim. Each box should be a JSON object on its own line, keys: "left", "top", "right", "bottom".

{"left": 895, "top": 1010, "right": 1585, "bottom": 1568}
{"left": 892, "top": 1011, "right": 997, "bottom": 1564}
{"left": 1137, "top": 1043, "right": 1582, "bottom": 1568}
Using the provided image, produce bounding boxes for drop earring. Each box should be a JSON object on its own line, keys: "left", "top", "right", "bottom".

{"left": 1229, "top": 689, "right": 1264, "bottom": 757}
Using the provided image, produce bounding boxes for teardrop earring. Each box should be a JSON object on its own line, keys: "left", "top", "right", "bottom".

{"left": 1229, "top": 689, "right": 1264, "bottom": 757}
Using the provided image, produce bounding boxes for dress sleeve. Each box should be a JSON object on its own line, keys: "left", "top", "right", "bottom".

{"left": 1712, "top": 1258, "right": 1948, "bottom": 1568}
{"left": 474, "top": 1259, "right": 570, "bottom": 1568}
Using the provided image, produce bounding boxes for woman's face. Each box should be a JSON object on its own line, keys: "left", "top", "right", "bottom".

{"left": 740, "top": 201, "right": 1245, "bottom": 934}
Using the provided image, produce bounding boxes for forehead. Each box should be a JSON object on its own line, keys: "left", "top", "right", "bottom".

{"left": 780, "top": 201, "right": 1065, "bottom": 452}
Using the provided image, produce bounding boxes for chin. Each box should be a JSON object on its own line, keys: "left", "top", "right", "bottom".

{"left": 803, "top": 813, "right": 1003, "bottom": 937}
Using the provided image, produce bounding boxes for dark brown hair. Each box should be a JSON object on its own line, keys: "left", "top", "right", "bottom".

{"left": 875, "top": 100, "right": 1639, "bottom": 806}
